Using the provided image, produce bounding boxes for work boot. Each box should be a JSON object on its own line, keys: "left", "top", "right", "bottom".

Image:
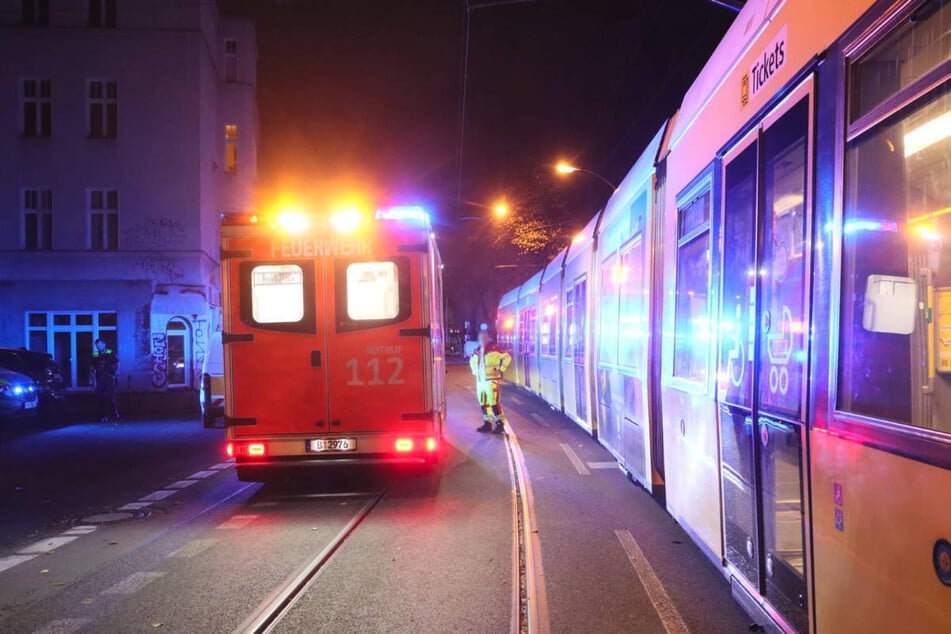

{"left": 492, "top": 421, "right": 505, "bottom": 435}
{"left": 476, "top": 421, "right": 493, "bottom": 433}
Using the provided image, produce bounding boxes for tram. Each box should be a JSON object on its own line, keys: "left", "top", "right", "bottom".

{"left": 498, "top": 0, "right": 951, "bottom": 631}
{"left": 220, "top": 205, "right": 446, "bottom": 481}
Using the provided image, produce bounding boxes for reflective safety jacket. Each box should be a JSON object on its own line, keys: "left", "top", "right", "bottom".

{"left": 469, "top": 344, "right": 512, "bottom": 382}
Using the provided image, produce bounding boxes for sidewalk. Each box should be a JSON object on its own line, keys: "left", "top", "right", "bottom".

{"left": 474, "top": 369, "right": 749, "bottom": 633}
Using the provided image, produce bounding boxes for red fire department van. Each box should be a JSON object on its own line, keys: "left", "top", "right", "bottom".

{"left": 220, "top": 205, "right": 445, "bottom": 481}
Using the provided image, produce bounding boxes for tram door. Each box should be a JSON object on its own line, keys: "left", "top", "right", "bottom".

{"left": 717, "top": 80, "right": 812, "bottom": 633}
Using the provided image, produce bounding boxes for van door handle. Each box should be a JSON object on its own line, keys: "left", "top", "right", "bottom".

{"left": 311, "top": 350, "right": 322, "bottom": 367}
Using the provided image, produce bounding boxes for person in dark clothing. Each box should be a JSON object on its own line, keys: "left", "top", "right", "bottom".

{"left": 91, "top": 339, "right": 119, "bottom": 423}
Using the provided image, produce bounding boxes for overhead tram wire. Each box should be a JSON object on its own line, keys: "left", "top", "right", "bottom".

{"left": 453, "top": 0, "right": 544, "bottom": 220}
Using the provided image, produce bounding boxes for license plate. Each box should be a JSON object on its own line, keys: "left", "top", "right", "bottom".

{"left": 24, "top": 401, "right": 37, "bottom": 410}
{"left": 308, "top": 438, "right": 356, "bottom": 452}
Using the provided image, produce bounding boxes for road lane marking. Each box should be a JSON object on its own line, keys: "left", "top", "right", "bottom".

{"left": 62, "top": 526, "right": 97, "bottom": 536}
{"left": 116, "top": 502, "right": 151, "bottom": 511}
{"left": 529, "top": 412, "right": 550, "bottom": 427}
{"left": 32, "top": 617, "right": 91, "bottom": 634}
{"left": 216, "top": 514, "right": 258, "bottom": 530}
{"left": 102, "top": 571, "right": 165, "bottom": 595}
{"left": 165, "top": 479, "right": 199, "bottom": 490}
{"left": 511, "top": 395, "right": 524, "bottom": 405}
{"left": 139, "top": 490, "right": 176, "bottom": 502}
{"left": 0, "top": 554, "right": 38, "bottom": 573}
{"left": 18, "top": 536, "right": 78, "bottom": 555}
{"left": 615, "top": 529, "right": 690, "bottom": 634}
{"left": 210, "top": 462, "right": 234, "bottom": 470}
{"left": 187, "top": 469, "right": 217, "bottom": 479}
{"left": 169, "top": 538, "right": 218, "bottom": 559}
{"left": 588, "top": 461, "right": 617, "bottom": 469}
{"left": 559, "top": 443, "right": 591, "bottom": 475}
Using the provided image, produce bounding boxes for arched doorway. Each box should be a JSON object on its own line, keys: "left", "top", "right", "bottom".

{"left": 166, "top": 318, "right": 191, "bottom": 389}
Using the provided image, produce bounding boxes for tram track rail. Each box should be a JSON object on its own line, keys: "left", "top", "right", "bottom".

{"left": 231, "top": 490, "right": 387, "bottom": 634}
{"left": 504, "top": 429, "right": 550, "bottom": 634}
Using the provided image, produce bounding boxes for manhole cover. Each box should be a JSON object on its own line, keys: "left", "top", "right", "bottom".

{"left": 79, "top": 512, "right": 135, "bottom": 524}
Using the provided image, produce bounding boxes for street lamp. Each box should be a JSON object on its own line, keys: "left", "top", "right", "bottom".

{"left": 555, "top": 162, "right": 619, "bottom": 192}
{"left": 459, "top": 199, "right": 509, "bottom": 221}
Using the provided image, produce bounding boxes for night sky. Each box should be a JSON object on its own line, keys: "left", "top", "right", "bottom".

{"left": 221, "top": 0, "right": 737, "bottom": 323}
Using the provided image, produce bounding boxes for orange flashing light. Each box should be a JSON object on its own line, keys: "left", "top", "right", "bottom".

{"left": 503, "top": 317, "right": 515, "bottom": 331}
{"left": 426, "top": 438, "right": 437, "bottom": 452}
{"left": 395, "top": 438, "right": 414, "bottom": 452}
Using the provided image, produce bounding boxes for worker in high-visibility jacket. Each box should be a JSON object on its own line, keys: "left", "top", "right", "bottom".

{"left": 469, "top": 330, "right": 512, "bottom": 434}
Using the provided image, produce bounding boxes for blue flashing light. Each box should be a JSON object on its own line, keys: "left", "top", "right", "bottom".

{"left": 12, "top": 385, "right": 23, "bottom": 396}
{"left": 835, "top": 219, "right": 900, "bottom": 234}
{"left": 376, "top": 206, "right": 430, "bottom": 224}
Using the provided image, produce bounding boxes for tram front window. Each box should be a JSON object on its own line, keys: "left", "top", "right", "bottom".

{"left": 840, "top": 85, "right": 951, "bottom": 434}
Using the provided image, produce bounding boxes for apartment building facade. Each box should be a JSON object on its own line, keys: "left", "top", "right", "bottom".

{"left": 0, "top": 0, "right": 257, "bottom": 394}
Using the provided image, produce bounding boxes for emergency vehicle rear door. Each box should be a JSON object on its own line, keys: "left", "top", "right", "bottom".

{"left": 224, "top": 238, "right": 330, "bottom": 436}
{"left": 325, "top": 253, "right": 430, "bottom": 434}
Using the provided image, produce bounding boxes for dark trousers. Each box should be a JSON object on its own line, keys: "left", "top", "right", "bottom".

{"left": 96, "top": 383, "right": 118, "bottom": 420}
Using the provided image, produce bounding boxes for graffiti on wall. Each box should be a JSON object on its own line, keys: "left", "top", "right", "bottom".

{"left": 150, "top": 332, "right": 168, "bottom": 388}
{"left": 192, "top": 317, "right": 208, "bottom": 388}
{"left": 124, "top": 216, "right": 186, "bottom": 249}
{"left": 138, "top": 258, "right": 185, "bottom": 283}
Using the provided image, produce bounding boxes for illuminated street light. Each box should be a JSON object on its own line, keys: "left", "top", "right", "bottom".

{"left": 459, "top": 199, "right": 510, "bottom": 222}
{"left": 554, "top": 161, "right": 619, "bottom": 192}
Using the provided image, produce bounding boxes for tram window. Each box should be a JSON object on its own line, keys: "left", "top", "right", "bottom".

{"left": 720, "top": 143, "right": 757, "bottom": 408}
{"left": 674, "top": 189, "right": 712, "bottom": 385}
{"left": 618, "top": 231, "right": 645, "bottom": 370}
{"left": 565, "top": 288, "right": 574, "bottom": 359}
{"left": 250, "top": 264, "right": 304, "bottom": 324}
{"left": 850, "top": 0, "right": 951, "bottom": 123}
{"left": 759, "top": 98, "right": 809, "bottom": 418}
{"left": 573, "top": 278, "right": 587, "bottom": 359}
{"left": 599, "top": 253, "right": 620, "bottom": 365}
{"left": 334, "top": 257, "right": 411, "bottom": 332}
{"left": 839, "top": 84, "right": 951, "bottom": 434}
{"left": 541, "top": 301, "right": 557, "bottom": 357}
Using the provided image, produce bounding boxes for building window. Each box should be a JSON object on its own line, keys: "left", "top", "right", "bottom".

{"left": 224, "top": 39, "right": 238, "bottom": 82}
{"left": 89, "top": 189, "right": 118, "bottom": 250}
{"left": 26, "top": 312, "right": 118, "bottom": 389}
{"left": 87, "top": 80, "right": 117, "bottom": 138}
{"left": 673, "top": 184, "right": 713, "bottom": 385}
{"left": 22, "top": 189, "right": 52, "bottom": 250}
{"left": 22, "top": 0, "right": 49, "bottom": 26}
{"left": 88, "top": 0, "right": 116, "bottom": 27}
{"left": 225, "top": 124, "right": 238, "bottom": 174}
{"left": 21, "top": 79, "right": 51, "bottom": 137}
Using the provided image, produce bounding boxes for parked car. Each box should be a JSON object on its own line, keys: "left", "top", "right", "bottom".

{"left": 0, "top": 367, "right": 39, "bottom": 421}
{"left": 200, "top": 332, "right": 224, "bottom": 428}
{"left": 0, "top": 347, "right": 66, "bottom": 410}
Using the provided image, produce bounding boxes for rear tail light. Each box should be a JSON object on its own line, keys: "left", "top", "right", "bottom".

{"left": 395, "top": 438, "right": 414, "bottom": 452}
{"left": 247, "top": 443, "right": 266, "bottom": 456}
{"left": 226, "top": 442, "right": 234, "bottom": 458}
{"left": 426, "top": 438, "right": 437, "bottom": 452}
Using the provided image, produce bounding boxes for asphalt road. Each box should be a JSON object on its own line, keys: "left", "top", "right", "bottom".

{"left": 0, "top": 366, "right": 749, "bottom": 633}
